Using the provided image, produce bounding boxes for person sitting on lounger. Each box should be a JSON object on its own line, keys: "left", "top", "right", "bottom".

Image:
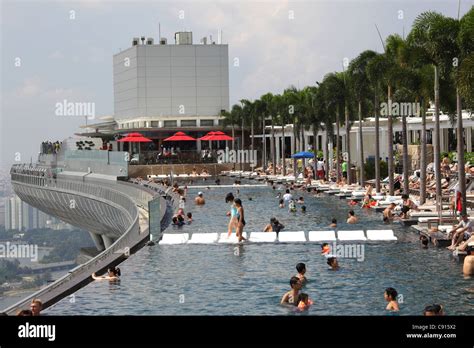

{"left": 447, "top": 214, "right": 473, "bottom": 250}
{"left": 400, "top": 194, "right": 418, "bottom": 218}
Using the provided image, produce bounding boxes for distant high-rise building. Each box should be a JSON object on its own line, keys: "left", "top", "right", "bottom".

{"left": 3, "top": 194, "right": 70, "bottom": 231}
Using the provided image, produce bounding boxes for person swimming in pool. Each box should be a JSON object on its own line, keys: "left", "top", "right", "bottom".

{"left": 92, "top": 267, "right": 121, "bottom": 281}
{"left": 234, "top": 198, "right": 247, "bottom": 242}
{"left": 384, "top": 287, "right": 400, "bottom": 312}
{"left": 423, "top": 304, "right": 444, "bottom": 316}
{"left": 321, "top": 243, "right": 331, "bottom": 255}
{"left": 420, "top": 235, "right": 429, "bottom": 249}
{"left": 347, "top": 210, "right": 358, "bottom": 224}
{"left": 297, "top": 293, "right": 314, "bottom": 310}
{"left": 226, "top": 193, "right": 238, "bottom": 237}
{"left": 279, "top": 199, "right": 285, "bottom": 208}
{"left": 281, "top": 276, "right": 302, "bottom": 306}
{"left": 327, "top": 257, "right": 339, "bottom": 270}
{"left": 264, "top": 217, "right": 285, "bottom": 235}
{"left": 295, "top": 263, "right": 307, "bottom": 284}
{"left": 288, "top": 200, "right": 297, "bottom": 213}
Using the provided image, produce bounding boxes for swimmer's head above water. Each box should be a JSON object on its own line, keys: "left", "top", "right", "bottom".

{"left": 296, "top": 263, "right": 306, "bottom": 275}
{"left": 225, "top": 192, "right": 235, "bottom": 203}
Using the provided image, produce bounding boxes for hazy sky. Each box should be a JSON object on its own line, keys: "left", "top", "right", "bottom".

{"left": 1, "top": 0, "right": 472, "bottom": 169}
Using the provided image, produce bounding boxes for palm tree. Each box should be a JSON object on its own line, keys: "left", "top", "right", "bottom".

{"left": 383, "top": 34, "right": 407, "bottom": 195}
{"left": 322, "top": 73, "right": 345, "bottom": 182}
{"left": 316, "top": 80, "right": 333, "bottom": 178}
{"left": 403, "top": 47, "right": 434, "bottom": 204}
{"left": 268, "top": 93, "right": 284, "bottom": 174}
{"left": 299, "top": 86, "right": 318, "bottom": 170}
{"left": 222, "top": 107, "right": 239, "bottom": 152}
{"left": 409, "top": 11, "right": 460, "bottom": 215}
{"left": 367, "top": 53, "right": 388, "bottom": 193}
{"left": 240, "top": 99, "right": 254, "bottom": 170}
{"left": 348, "top": 50, "right": 378, "bottom": 185}
{"left": 304, "top": 86, "right": 323, "bottom": 164}
{"left": 338, "top": 71, "right": 353, "bottom": 184}
{"left": 252, "top": 98, "right": 267, "bottom": 169}
{"left": 281, "top": 86, "right": 303, "bottom": 175}
{"left": 261, "top": 93, "right": 276, "bottom": 174}
{"left": 455, "top": 7, "right": 474, "bottom": 215}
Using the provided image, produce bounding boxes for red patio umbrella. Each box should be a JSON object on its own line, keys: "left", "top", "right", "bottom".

{"left": 198, "top": 131, "right": 216, "bottom": 141}
{"left": 163, "top": 131, "right": 196, "bottom": 142}
{"left": 198, "top": 131, "right": 233, "bottom": 141}
{"left": 117, "top": 132, "right": 152, "bottom": 162}
{"left": 206, "top": 131, "right": 233, "bottom": 141}
{"left": 117, "top": 132, "right": 152, "bottom": 143}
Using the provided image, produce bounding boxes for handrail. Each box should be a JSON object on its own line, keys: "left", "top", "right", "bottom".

{"left": 2, "top": 168, "right": 154, "bottom": 315}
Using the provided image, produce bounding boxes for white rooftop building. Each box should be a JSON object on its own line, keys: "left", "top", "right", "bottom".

{"left": 112, "top": 31, "right": 229, "bottom": 130}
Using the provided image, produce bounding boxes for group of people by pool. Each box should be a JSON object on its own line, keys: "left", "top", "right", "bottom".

{"left": 280, "top": 263, "right": 313, "bottom": 310}
{"left": 279, "top": 263, "right": 443, "bottom": 315}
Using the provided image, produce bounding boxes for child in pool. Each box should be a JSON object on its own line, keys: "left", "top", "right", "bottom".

{"left": 288, "top": 200, "right": 297, "bottom": 213}
{"left": 321, "top": 243, "right": 331, "bottom": 255}
{"left": 384, "top": 287, "right": 400, "bottom": 312}
{"left": 295, "top": 263, "right": 307, "bottom": 284}
{"left": 297, "top": 293, "right": 313, "bottom": 310}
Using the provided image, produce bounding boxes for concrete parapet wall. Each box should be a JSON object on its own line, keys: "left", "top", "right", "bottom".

{"left": 128, "top": 163, "right": 251, "bottom": 177}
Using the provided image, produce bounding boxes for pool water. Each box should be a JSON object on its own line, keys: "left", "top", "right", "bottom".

{"left": 46, "top": 183, "right": 473, "bottom": 315}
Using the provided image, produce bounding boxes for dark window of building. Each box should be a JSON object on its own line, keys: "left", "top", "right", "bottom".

{"left": 181, "top": 120, "right": 197, "bottom": 127}
{"left": 163, "top": 120, "right": 177, "bottom": 128}
{"left": 150, "top": 121, "right": 159, "bottom": 127}
{"left": 200, "top": 119, "right": 214, "bottom": 127}
{"left": 218, "top": 119, "right": 225, "bottom": 126}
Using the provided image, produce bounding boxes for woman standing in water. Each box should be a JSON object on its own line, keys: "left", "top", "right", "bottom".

{"left": 226, "top": 193, "right": 238, "bottom": 237}
{"left": 234, "top": 198, "right": 247, "bottom": 242}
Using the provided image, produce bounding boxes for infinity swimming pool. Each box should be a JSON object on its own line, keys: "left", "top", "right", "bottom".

{"left": 46, "top": 182, "right": 473, "bottom": 315}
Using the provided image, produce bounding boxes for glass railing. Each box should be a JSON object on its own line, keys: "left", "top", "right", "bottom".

{"left": 4, "top": 166, "right": 164, "bottom": 315}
